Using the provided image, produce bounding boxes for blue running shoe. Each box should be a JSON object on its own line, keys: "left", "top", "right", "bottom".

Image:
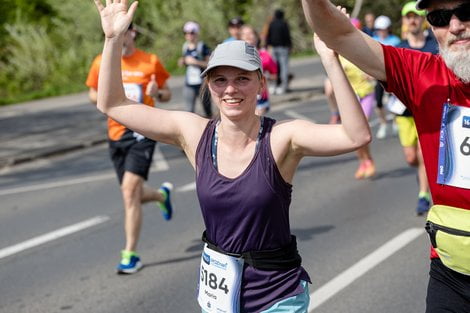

{"left": 117, "top": 250, "right": 142, "bottom": 274}
{"left": 416, "top": 197, "right": 430, "bottom": 216}
{"left": 158, "top": 182, "right": 173, "bottom": 221}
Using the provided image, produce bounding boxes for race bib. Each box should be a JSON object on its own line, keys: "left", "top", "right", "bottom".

{"left": 197, "top": 244, "right": 244, "bottom": 313}
{"left": 386, "top": 94, "right": 407, "bottom": 115}
{"left": 186, "top": 65, "right": 202, "bottom": 85}
{"left": 123, "top": 83, "right": 144, "bottom": 102}
{"left": 132, "top": 131, "right": 145, "bottom": 142}
{"left": 437, "top": 102, "right": 470, "bottom": 189}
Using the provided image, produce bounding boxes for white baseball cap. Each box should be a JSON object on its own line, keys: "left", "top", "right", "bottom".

{"left": 374, "top": 15, "right": 392, "bottom": 30}
{"left": 183, "top": 21, "right": 200, "bottom": 34}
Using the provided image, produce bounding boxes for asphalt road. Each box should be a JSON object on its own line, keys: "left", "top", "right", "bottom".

{"left": 0, "top": 57, "right": 431, "bottom": 313}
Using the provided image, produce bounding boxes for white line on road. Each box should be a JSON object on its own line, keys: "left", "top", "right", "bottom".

{"left": 284, "top": 110, "right": 317, "bottom": 123}
{"left": 271, "top": 94, "right": 326, "bottom": 112}
{"left": 177, "top": 181, "right": 196, "bottom": 192}
{"left": 153, "top": 145, "right": 169, "bottom": 171}
{"left": 308, "top": 227, "right": 426, "bottom": 312}
{"left": 0, "top": 215, "right": 110, "bottom": 260}
{"left": 0, "top": 173, "right": 116, "bottom": 196}
{"left": 0, "top": 147, "right": 170, "bottom": 196}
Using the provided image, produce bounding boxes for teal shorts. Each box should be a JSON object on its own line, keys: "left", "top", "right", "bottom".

{"left": 202, "top": 280, "right": 310, "bottom": 313}
{"left": 261, "top": 280, "right": 310, "bottom": 313}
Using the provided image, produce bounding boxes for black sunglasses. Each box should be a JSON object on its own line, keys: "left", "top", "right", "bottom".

{"left": 426, "top": 2, "right": 470, "bottom": 27}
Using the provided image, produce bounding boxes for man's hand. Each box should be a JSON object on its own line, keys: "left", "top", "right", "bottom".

{"left": 184, "top": 56, "right": 199, "bottom": 66}
{"left": 93, "top": 0, "right": 138, "bottom": 39}
{"left": 145, "top": 74, "right": 159, "bottom": 98}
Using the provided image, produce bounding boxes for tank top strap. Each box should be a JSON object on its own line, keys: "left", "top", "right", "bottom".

{"left": 195, "top": 119, "right": 217, "bottom": 177}
{"left": 257, "top": 117, "right": 292, "bottom": 199}
{"left": 258, "top": 116, "right": 276, "bottom": 156}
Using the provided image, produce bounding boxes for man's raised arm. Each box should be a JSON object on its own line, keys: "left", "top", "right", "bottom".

{"left": 301, "top": 0, "right": 387, "bottom": 81}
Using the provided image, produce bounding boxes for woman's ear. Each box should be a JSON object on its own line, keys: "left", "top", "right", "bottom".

{"left": 259, "top": 75, "right": 267, "bottom": 93}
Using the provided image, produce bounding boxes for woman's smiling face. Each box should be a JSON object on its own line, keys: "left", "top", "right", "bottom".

{"left": 208, "top": 66, "right": 264, "bottom": 117}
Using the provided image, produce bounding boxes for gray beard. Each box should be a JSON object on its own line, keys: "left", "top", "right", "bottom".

{"left": 440, "top": 46, "right": 470, "bottom": 83}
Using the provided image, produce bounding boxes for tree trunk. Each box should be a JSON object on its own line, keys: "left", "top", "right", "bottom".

{"left": 351, "top": 0, "right": 364, "bottom": 18}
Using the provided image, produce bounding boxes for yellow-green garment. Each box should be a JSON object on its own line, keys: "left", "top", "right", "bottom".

{"left": 339, "top": 56, "right": 375, "bottom": 98}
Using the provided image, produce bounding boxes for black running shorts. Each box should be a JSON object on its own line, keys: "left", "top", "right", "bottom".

{"left": 108, "top": 131, "right": 156, "bottom": 184}
{"left": 425, "top": 259, "right": 470, "bottom": 312}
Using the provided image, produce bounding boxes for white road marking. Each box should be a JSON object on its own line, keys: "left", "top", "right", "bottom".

{"left": 0, "top": 215, "right": 110, "bottom": 260}
{"left": 0, "top": 146, "right": 170, "bottom": 196}
{"left": 153, "top": 146, "right": 169, "bottom": 171}
{"left": 0, "top": 173, "right": 116, "bottom": 196}
{"left": 284, "top": 110, "right": 317, "bottom": 123}
{"left": 177, "top": 181, "right": 196, "bottom": 192}
{"left": 271, "top": 94, "right": 326, "bottom": 112}
{"left": 308, "top": 227, "right": 426, "bottom": 312}
{"left": 369, "top": 113, "right": 396, "bottom": 127}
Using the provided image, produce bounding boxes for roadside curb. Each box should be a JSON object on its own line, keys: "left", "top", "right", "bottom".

{"left": 0, "top": 88, "right": 322, "bottom": 171}
{"left": 0, "top": 56, "right": 325, "bottom": 171}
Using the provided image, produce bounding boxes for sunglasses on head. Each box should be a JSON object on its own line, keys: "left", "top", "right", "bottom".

{"left": 426, "top": 2, "right": 470, "bottom": 27}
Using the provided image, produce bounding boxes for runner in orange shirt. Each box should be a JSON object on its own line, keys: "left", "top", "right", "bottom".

{"left": 86, "top": 23, "right": 174, "bottom": 274}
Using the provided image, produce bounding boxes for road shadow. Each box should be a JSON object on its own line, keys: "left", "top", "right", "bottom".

{"left": 143, "top": 254, "right": 201, "bottom": 268}
{"left": 297, "top": 155, "right": 356, "bottom": 172}
{"left": 370, "top": 166, "right": 415, "bottom": 181}
{"left": 143, "top": 239, "right": 203, "bottom": 268}
{"left": 159, "top": 143, "right": 188, "bottom": 161}
{"left": 292, "top": 225, "right": 335, "bottom": 241}
{"left": 143, "top": 226, "right": 334, "bottom": 268}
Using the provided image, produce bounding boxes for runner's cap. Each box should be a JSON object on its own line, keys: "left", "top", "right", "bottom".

{"left": 200, "top": 40, "right": 261, "bottom": 77}
{"left": 402, "top": 1, "right": 426, "bottom": 16}
{"left": 416, "top": 0, "right": 432, "bottom": 9}
{"left": 183, "top": 21, "right": 200, "bottom": 34}
{"left": 228, "top": 17, "right": 244, "bottom": 27}
{"left": 374, "top": 15, "right": 392, "bottom": 30}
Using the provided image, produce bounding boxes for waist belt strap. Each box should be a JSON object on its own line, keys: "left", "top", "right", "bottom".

{"left": 202, "top": 231, "right": 302, "bottom": 270}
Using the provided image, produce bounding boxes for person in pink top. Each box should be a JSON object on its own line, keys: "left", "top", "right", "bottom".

{"left": 240, "top": 25, "right": 278, "bottom": 116}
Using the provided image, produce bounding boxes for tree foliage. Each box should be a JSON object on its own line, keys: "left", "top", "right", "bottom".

{"left": 0, "top": 0, "right": 414, "bottom": 105}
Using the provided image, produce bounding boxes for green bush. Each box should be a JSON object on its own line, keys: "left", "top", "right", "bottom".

{"left": 0, "top": 0, "right": 411, "bottom": 106}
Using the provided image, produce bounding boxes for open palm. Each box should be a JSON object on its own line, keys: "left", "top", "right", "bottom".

{"left": 313, "top": 33, "right": 336, "bottom": 59}
{"left": 94, "top": 0, "right": 138, "bottom": 38}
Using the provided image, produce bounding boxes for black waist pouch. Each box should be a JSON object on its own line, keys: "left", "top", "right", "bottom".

{"left": 202, "top": 231, "right": 302, "bottom": 270}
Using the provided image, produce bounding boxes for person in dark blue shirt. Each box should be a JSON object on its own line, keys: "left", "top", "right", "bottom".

{"left": 362, "top": 12, "right": 375, "bottom": 37}
{"left": 398, "top": 1, "right": 439, "bottom": 54}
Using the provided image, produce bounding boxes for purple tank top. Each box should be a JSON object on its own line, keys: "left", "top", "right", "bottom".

{"left": 196, "top": 117, "right": 310, "bottom": 312}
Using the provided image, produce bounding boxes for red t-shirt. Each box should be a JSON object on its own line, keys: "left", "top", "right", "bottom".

{"left": 382, "top": 45, "right": 470, "bottom": 258}
{"left": 86, "top": 49, "right": 170, "bottom": 141}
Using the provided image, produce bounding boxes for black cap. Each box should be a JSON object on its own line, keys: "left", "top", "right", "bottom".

{"left": 228, "top": 17, "right": 244, "bottom": 27}
{"left": 416, "top": 0, "right": 430, "bottom": 9}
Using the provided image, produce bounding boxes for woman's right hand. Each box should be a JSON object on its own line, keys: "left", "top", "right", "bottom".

{"left": 93, "top": 0, "right": 138, "bottom": 39}
{"left": 313, "top": 33, "right": 337, "bottom": 60}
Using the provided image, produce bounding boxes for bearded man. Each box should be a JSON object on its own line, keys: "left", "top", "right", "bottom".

{"left": 302, "top": 0, "right": 470, "bottom": 311}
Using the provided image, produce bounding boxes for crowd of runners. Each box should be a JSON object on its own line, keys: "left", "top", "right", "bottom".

{"left": 87, "top": 0, "right": 470, "bottom": 312}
